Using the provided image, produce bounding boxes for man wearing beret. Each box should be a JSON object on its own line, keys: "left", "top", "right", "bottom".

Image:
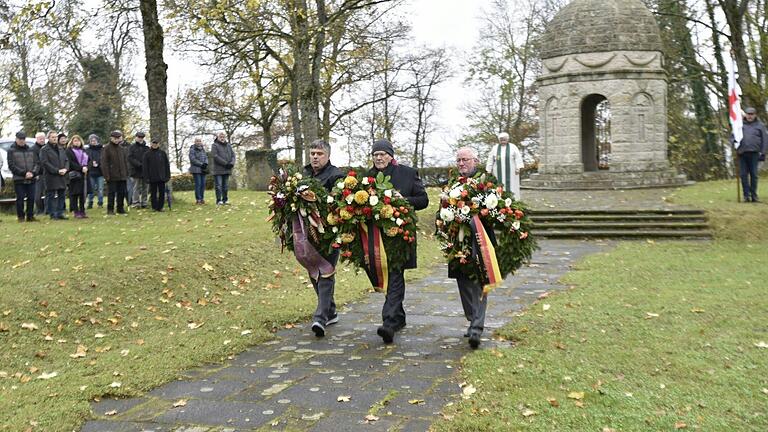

{"left": 367, "top": 138, "right": 429, "bottom": 344}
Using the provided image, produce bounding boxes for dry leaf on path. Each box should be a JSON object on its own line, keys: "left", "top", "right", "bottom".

{"left": 408, "top": 399, "right": 425, "bottom": 405}
{"left": 364, "top": 414, "right": 379, "bottom": 422}
{"left": 337, "top": 395, "right": 351, "bottom": 402}
{"left": 173, "top": 399, "right": 187, "bottom": 408}
{"left": 104, "top": 410, "right": 117, "bottom": 416}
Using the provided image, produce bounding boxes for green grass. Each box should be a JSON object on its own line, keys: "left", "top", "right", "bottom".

{"left": 0, "top": 189, "right": 442, "bottom": 431}
{"left": 434, "top": 180, "right": 768, "bottom": 431}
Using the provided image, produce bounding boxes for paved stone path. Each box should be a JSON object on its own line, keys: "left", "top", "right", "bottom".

{"left": 523, "top": 188, "right": 697, "bottom": 210}
{"left": 82, "top": 240, "right": 610, "bottom": 432}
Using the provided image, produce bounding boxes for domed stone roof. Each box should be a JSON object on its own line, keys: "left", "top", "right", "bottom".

{"left": 540, "top": 0, "right": 663, "bottom": 59}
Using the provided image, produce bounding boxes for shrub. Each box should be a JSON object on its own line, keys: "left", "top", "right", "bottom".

{"left": 170, "top": 173, "right": 237, "bottom": 191}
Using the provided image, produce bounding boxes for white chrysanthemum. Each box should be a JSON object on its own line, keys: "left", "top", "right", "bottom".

{"left": 362, "top": 177, "right": 369, "bottom": 185}
{"left": 384, "top": 189, "right": 393, "bottom": 198}
{"left": 332, "top": 227, "right": 339, "bottom": 233}
{"left": 504, "top": 198, "right": 512, "bottom": 207}
{"left": 439, "top": 207, "right": 455, "bottom": 222}
{"left": 485, "top": 193, "right": 499, "bottom": 209}
{"left": 369, "top": 195, "right": 379, "bottom": 206}
{"left": 461, "top": 205, "right": 471, "bottom": 215}
{"left": 449, "top": 187, "right": 462, "bottom": 199}
{"left": 336, "top": 181, "right": 345, "bottom": 189}
{"left": 396, "top": 218, "right": 404, "bottom": 226}
{"left": 345, "top": 194, "right": 355, "bottom": 204}
{"left": 512, "top": 220, "right": 521, "bottom": 230}
{"left": 327, "top": 195, "right": 335, "bottom": 204}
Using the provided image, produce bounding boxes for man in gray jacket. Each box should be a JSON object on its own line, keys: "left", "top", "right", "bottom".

{"left": 7, "top": 132, "right": 40, "bottom": 222}
{"left": 738, "top": 107, "right": 768, "bottom": 202}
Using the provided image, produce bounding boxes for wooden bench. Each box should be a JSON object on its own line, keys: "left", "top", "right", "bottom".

{"left": 0, "top": 197, "right": 17, "bottom": 214}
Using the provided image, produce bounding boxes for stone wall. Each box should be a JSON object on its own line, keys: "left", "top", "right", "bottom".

{"left": 245, "top": 149, "right": 278, "bottom": 191}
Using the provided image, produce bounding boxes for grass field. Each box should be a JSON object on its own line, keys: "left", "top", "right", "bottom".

{"left": 434, "top": 180, "right": 768, "bottom": 431}
{"left": 0, "top": 189, "right": 442, "bottom": 431}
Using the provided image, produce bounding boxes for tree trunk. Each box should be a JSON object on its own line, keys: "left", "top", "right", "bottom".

{"left": 292, "top": 0, "right": 320, "bottom": 160}
{"left": 139, "top": 0, "right": 169, "bottom": 151}
{"left": 290, "top": 77, "right": 304, "bottom": 163}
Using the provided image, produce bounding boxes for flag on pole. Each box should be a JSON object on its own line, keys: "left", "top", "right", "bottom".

{"left": 728, "top": 57, "right": 743, "bottom": 148}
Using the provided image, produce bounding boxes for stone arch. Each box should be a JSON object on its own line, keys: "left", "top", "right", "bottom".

{"left": 633, "top": 92, "right": 654, "bottom": 143}
{"left": 580, "top": 94, "right": 611, "bottom": 171}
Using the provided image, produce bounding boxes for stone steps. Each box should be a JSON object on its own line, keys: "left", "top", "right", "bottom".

{"left": 530, "top": 209, "right": 712, "bottom": 239}
{"left": 522, "top": 170, "right": 689, "bottom": 190}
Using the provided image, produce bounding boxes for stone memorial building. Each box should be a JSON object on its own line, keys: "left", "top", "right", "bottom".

{"left": 523, "top": 0, "right": 687, "bottom": 189}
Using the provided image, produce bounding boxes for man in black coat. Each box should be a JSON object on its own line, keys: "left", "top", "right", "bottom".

{"left": 40, "top": 133, "right": 70, "bottom": 220}
{"left": 31, "top": 132, "right": 47, "bottom": 214}
{"left": 7, "top": 132, "right": 40, "bottom": 222}
{"left": 142, "top": 138, "right": 171, "bottom": 212}
{"left": 367, "top": 138, "right": 429, "bottom": 344}
{"left": 302, "top": 139, "right": 345, "bottom": 337}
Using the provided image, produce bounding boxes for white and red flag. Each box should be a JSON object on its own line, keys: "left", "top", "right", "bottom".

{"left": 728, "top": 57, "right": 743, "bottom": 148}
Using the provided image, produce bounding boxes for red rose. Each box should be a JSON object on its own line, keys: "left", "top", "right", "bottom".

{"left": 384, "top": 196, "right": 391, "bottom": 204}
{"left": 368, "top": 176, "right": 375, "bottom": 184}
{"left": 346, "top": 205, "right": 354, "bottom": 213}
{"left": 332, "top": 243, "right": 341, "bottom": 249}
{"left": 441, "top": 200, "right": 449, "bottom": 208}
{"left": 477, "top": 183, "right": 485, "bottom": 190}
{"left": 342, "top": 189, "right": 352, "bottom": 197}
{"left": 514, "top": 209, "right": 524, "bottom": 220}
{"left": 362, "top": 207, "right": 373, "bottom": 217}
{"left": 348, "top": 170, "right": 357, "bottom": 177}
{"left": 458, "top": 177, "right": 467, "bottom": 184}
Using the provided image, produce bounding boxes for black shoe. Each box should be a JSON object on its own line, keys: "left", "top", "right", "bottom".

{"left": 468, "top": 333, "right": 481, "bottom": 349}
{"left": 377, "top": 326, "right": 394, "bottom": 344}
{"left": 752, "top": 196, "right": 760, "bottom": 203}
{"left": 117, "top": 210, "right": 127, "bottom": 214}
{"left": 326, "top": 315, "right": 339, "bottom": 325}
{"left": 56, "top": 215, "right": 69, "bottom": 220}
{"left": 311, "top": 322, "right": 325, "bottom": 337}
{"left": 26, "top": 217, "right": 39, "bottom": 222}
{"left": 87, "top": 203, "right": 93, "bottom": 209}
{"left": 107, "top": 210, "right": 115, "bottom": 215}
{"left": 743, "top": 197, "right": 752, "bottom": 202}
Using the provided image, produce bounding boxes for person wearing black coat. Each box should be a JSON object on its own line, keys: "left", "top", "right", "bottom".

{"left": 31, "top": 132, "right": 48, "bottom": 215}
{"left": 128, "top": 132, "right": 149, "bottom": 208}
{"left": 142, "top": 139, "right": 171, "bottom": 211}
{"left": 7, "top": 132, "right": 40, "bottom": 222}
{"left": 40, "top": 133, "right": 70, "bottom": 219}
{"left": 86, "top": 134, "right": 105, "bottom": 208}
{"left": 65, "top": 135, "right": 90, "bottom": 218}
{"left": 302, "top": 139, "right": 345, "bottom": 337}
{"left": 366, "top": 138, "right": 429, "bottom": 344}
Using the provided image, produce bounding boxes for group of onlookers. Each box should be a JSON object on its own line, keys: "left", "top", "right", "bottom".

{"left": 5, "top": 129, "right": 237, "bottom": 222}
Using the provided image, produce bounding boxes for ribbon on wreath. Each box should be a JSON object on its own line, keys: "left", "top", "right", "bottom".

{"left": 469, "top": 214, "right": 502, "bottom": 294}
{"left": 359, "top": 221, "right": 388, "bottom": 292}
{"left": 292, "top": 215, "right": 335, "bottom": 281}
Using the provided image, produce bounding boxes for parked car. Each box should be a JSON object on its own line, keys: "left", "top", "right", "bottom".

{"left": 1, "top": 137, "right": 37, "bottom": 180}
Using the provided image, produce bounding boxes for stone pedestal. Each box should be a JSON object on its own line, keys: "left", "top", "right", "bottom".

{"left": 245, "top": 149, "right": 278, "bottom": 191}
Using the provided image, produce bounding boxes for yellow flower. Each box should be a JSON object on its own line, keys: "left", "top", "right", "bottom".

{"left": 326, "top": 213, "right": 338, "bottom": 226}
{"left": 448, "top": 198, "right": 458, "bottom": 206}
{"left": 354, "top": 190, "right": 369, "bottom": 205}
{"left": 344, "top": 176, "right": 358, "bottom": 188}
{"left": 340, "top": 233, "right": 356, "bottom": 243}
{"left": 380, "top": 204, "right": 394, "bottom": 219}
{"left": 386, "top": 226, "right": 400, "bottom": 237}
{"left": 339, "top": 209, "right": 353, "bottom": 220}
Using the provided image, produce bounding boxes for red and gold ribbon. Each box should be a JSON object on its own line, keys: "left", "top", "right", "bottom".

{"left": 470, "top": 215, "right": 502, "bottom": 294}
{"left": 359, "top": 222, "right": 388, "bottom": 293}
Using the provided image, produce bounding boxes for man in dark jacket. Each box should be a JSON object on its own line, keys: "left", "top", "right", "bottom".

{"left": 101, "top": 130, "right": 130, "bottom": 215}
{"left": 143, "top": 138, "right": 171, "bottom": 212}
{"left": 448, "top": 147, "right": 493, "bottom": 349}
{"left": 211, "top": 132, "right": 236, "bottom": 205}
{"left": 738, "top": 107, "right": 768, "bottom": 202}
{"left": 40, "top": 132, "right": 70, "bottom": 219}
{"left": 302, "top": 139, "right": 345, "bottom": 337}
{"left": 31, "top": 132, "right": 47, "bottom": 214}
{"left": 367, "top": 138, "right": 429, "bottom": 344}
{"left": 86, "top": 134, "right": 105, "bottom": 208}
{"left": 7, "top": 132, "right": 40, "bottom": 222}
{"left": 128, "top": 131, "right": 149, "bottom": 208}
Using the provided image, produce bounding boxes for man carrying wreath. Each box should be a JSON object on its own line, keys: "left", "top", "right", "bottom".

{"left": 367, "top": 139, "right": 429, "bottom": 344}
{"left": 450, "top": 147, "right": 492, "bottom": 349}
{"left": 303, "top": 139, "right": 345, "bottom": 337}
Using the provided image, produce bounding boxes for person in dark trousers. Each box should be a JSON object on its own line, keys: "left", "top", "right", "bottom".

{"left": 188, "top": 137, "right": 208, "bottom": 204}
{"left": 449, "top": 147, "right": 494, "bottom": 349}
{"left": 211, "top": 132, "right": 236, "bottom": 205}
{"left": 366, "top": 138, "right": 429, "bottom": 344}
{"left": 302, "top": 139, "right": 345, "bottom": 337}
{"left": 66, "top": 135, "right": 90, "bottom": 218}
{"left": 7, "top": 131, "right": 40, "bottom": 222}
{"left": 101, "top": 130, "right": 130, "bottom": 215}
{"left": 31, "top": 132, "right": 47, "bottom": 214}
{"left": 86, "top": 134, "right": 105, "bottom": 208}
{"left": 142, "top": 138, "right": 171, "bottom": 212}
{"left": 738, "top": 107, "right": 768, "bottom": 202}
{"left": 128, "top": 131, "right": 149, "bottom": 208}
{"left": 41, "top": 132, "right": 70, "bottom": 220}
{"left": 119, "top": 134, "right": 133, "bottom": 207}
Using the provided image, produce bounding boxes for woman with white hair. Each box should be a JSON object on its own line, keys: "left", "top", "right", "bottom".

{"left": 485, "top": 132, "right": 524, "bottom": 199}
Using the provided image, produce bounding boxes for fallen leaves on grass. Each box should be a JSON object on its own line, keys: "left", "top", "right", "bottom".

{"left": 202, "top": 263, "right": 214, "bottom": 272}
{"left": 546, "top": 397, "right": 559, "bottom": 407}
{"left": 542, "top": 304, "right": 551, "bottom": 311}
{"left": 675, "top": 421, "right": 687, "bottom": 429}
{"left": 109, "top": 382, "right": 121, "bottom": 388}
{"left": 21, "top": 322, "right": 39, "bottom": 331}
{"left": 567, "top": 391, "right": 584, "bottom": 400}
{"left": 37, "top": 371, "right": 58, "bottom": 380}
{"left": 460, "top": 383, "right": 477, "bottom": 398}
{"left": 754, "top": 341, "right": 768, "bottom": 349}
{"left": 69, "top": 345, "right": 88, "bottom": 359}
{"left": 521, "top": 408, "right": 536, "bottom": 417}
{"left": 187, "top": 322, "right": 204, "bottom": 330}
{"left": 645, "top": 312, "right": 660, "bottom": 319}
